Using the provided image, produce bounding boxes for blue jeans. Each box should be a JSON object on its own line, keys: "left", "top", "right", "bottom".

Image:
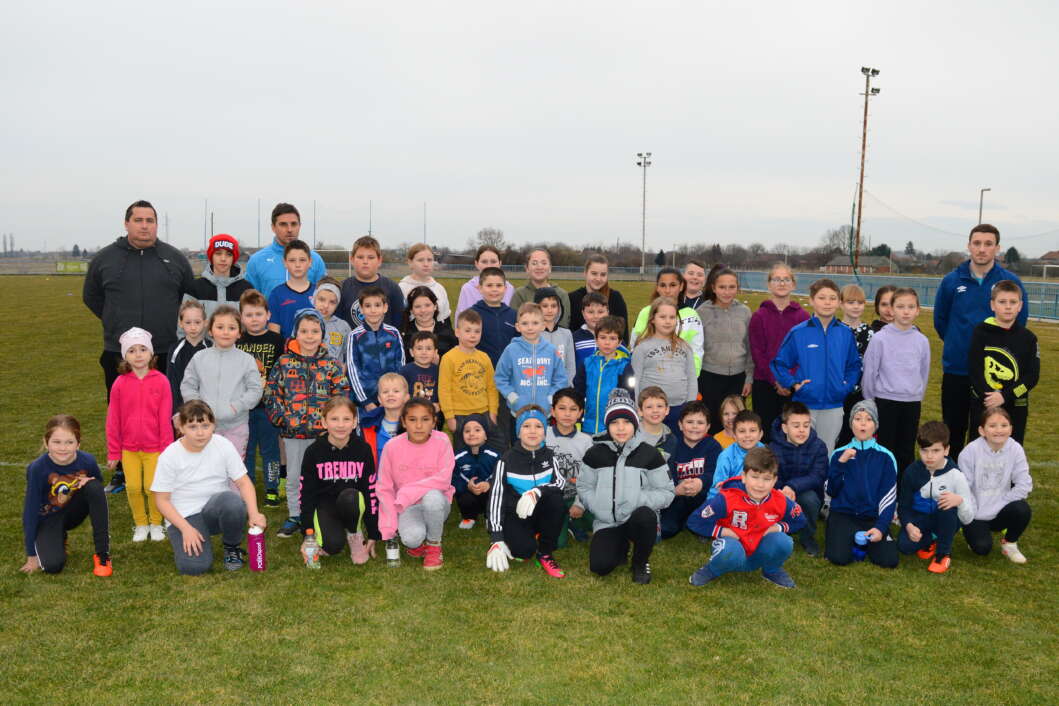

{"left": 706, "top": 532, "right": 793, "bottom": 576}
{"left": 245, "top": 406, "right": 280, "bottom": 489}
{"left": 795, "top": 489, "right": 822, "bottom": 540}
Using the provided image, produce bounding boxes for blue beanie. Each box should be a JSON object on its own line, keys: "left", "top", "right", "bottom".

{"left": 515, "top": 407, "right": 548, "bottom": 442}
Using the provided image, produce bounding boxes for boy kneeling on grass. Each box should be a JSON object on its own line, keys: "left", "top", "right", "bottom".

{"left": 686, "top": 447, "right": 805, "bottom": 588}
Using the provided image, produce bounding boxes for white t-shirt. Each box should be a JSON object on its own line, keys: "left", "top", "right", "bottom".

{"left": 151, "top": 435, "right": 247, "bottom": 524}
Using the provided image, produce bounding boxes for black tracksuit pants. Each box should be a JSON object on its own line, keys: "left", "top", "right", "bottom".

{"left": 589, "top": 506, "right": 657, "bottom": 576}
{"left": 502, "top": 490, "right": 565, "bottom": 558}
{"left": 35, "top": 479, "right": 110, "bottom": 573}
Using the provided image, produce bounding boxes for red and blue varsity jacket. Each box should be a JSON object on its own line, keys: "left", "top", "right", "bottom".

{"left": 687, "top": 477, "right": 806, "bottom": 554}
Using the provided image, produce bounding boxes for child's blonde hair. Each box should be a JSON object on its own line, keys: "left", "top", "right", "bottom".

{"left": 517, "top": 302, "right": 544, "bottom": 320}
{"left": 767, "top": 262, "right": 795, "bottom": 284}
{"left": 840, "top": 284, "right": 865, "bottom": 303}
{"left": 637, "top": 297, "right": 684, "bottom": 354}
{"left": 720, "top": 394, "right": 746, "bottom": 419}
{"left": 178, "top": 298, "right": 206, "bottom": 322}
{"left": 407, "top": 243, "right": 433, "bottom": 261}
{"left": 378, "top": 372, "right": 409, "bottom": 394}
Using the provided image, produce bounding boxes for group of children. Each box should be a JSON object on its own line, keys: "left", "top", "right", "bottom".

{"left": 21, "top": 243, "right": 1038, "bottom": 588}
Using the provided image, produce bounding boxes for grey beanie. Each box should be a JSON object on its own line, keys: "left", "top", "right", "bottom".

{"left": 849, "top": 399, "right": 879, "bottom": 430}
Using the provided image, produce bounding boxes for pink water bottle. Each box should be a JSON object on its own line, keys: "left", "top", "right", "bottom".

{"left": 248, "top": 526, "right": 266, "bottom": 571}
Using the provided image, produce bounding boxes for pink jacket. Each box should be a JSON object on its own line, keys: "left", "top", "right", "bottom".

{"left": 106, "top": 369, "right": 174, "bottom": 460}
{"left": 376, "top": 431, "right": 455, "bottom": 540}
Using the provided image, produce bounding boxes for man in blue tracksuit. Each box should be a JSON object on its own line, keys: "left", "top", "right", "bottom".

{"left": 933, "top": 224, "right": 1028, "bottom": 458}
{"left": 244, "top": 203, "right": 327, "bottom": 298}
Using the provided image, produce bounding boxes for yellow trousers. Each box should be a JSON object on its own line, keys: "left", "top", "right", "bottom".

{"left": 122, "top": 450, "right": 161, "bottom": 526}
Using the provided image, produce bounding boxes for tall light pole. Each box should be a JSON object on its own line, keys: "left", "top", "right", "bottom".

{"left": 636, "top": 151, "right": 651, "bottom": 279}
{"left": 854, "top": 67, "right": 880, "bottom": 271}
{"left": 978, "top": 187, "right": 991, "bottom": 224}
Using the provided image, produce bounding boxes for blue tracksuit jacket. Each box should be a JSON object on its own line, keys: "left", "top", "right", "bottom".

{"left": 771, "top": 316, "right": 861, "bottom": 409}
{"left": 768, "top": 417, "right": 828, "bottom": 497}
{"left": 826, "top": 437, "right": 897, "bottom": 534}
{"left": 346, "top": 323, "right": 405, "bottom": 405}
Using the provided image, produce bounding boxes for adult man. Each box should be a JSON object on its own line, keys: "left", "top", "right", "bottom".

{"left": 933, "top": 224, "right": 1028, "bottom": 457}
{"left": 83, "top": 200, "right": 195, "bottom": 490}
{"left": 245, "top": 203, "right": 327, "bottom": 298}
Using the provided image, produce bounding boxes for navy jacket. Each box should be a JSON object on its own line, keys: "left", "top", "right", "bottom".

{"left": 771, "top": 316, "right": 862, "bottom": 409}
{"left": 471, "top": 300, "right": 517, "bottom": 365}
{"left": 768, "top": 417, "right": 828, "bottom": 496}
{"left": 826, "top": 438, "right": 897, "bottom": 534}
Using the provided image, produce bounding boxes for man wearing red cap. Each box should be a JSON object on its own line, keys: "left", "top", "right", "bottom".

{"left": 187, "top": 234, "right": 254, "bottom": 319}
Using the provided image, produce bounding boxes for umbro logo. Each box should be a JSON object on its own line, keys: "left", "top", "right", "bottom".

{"left": 956, "top": 285, "right": 968, "bottom": 294}
{"left": 807, "top": 343, "right": 819, "bottom": 349}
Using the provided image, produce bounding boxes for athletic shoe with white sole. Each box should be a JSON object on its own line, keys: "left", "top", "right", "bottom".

{"left": 132, "top": 525, "right": 149, "bottom": 543}
{"left": 148, "top": 524, "right": 166, "bottom": 542}
{"left": 458, "top": 519, "right": 475, "bottom": 530}
{"left": 1000, "top": 540, "right": 1027, "bottom": 564}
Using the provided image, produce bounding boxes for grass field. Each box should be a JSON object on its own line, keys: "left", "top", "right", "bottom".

{"left": 0, "top": 275, "right": 1055, "bottom": 705}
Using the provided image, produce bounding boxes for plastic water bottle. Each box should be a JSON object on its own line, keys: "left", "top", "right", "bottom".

{"left": 852, "top": 530, "right": 869, "bottom": 561}
{"left": 304, "top": 529, "right": 321, "bottom": 570}
{"left": 386, "top": 539, "right": 401, "bottom": 567}
{"left": 247, "top": 526, "right": 266, "bottom": 572}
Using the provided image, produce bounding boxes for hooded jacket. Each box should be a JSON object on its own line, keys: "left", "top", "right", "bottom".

{"left": 934, "top": 260, "right": 1028, "bottom": 375}
{"left": 826, "top": 437, "right": 898, "bottom": 533}
{"left": 264, "top": 346, "right": 350, "bottom": 438}
{"left": 968, "top": 318, "right": 1039, "bottom": 408}
{"left": 452, "top": 414, "right": 503, "bottom": 494}
{"left": 771, "top": 316, "right": 862, "bottom": 410}
{"left": 748, "top": 299, "right": 810, "bottom": 384}
{"left": 495, "top": 336, "right": 568, "bottom": 416}
{"left": 768, "top": 417, "right": 827, "bottom": 496}
{"left": 487, "top": 444, "right": 565, "bottom": 541}
{"left": 687, "top": 477, "right": 806, "bottom": 555}
{"left": 180, "top": 345, "right": 264, "bottom": 430}
{"left": 185, "top": 263, "right": 253, "bottom": 319}
{"left": 510, "top": 283, "right": 572, "bottom": 328}
{"left": 106, "top": 369, "right": 175, "bottom": 461}
{"left": 861, "top": 324, "right": 931, "bottom": 403}
{"left": 695, "top": 299, "right": 754, "bottom": 378}
{"left": 83, "top": 236, "right": 195, "bottom": 354}
{"left": 346, "top": 323, "right": 405, "bottom": 405}
{"left": 573, "top": 350, "right": 635, "bottom": 435}
{"left": 470, "top": 299, "right": 517, "bottom": 365}
{"left": 167, "top": 337, "right": 211, "bottom": 413}
{"left": 708, "top": 441, "right": 766, "bottom": 499}
{"left": 376, "top": 431, "right": 455, "bottom": 541}
{"left": 245, "top": 239, "right": 326, "bottom": 299}
{"left": 535, "top": 287, "right": 577, "bottom": 384}
{"left": 957, "top": 436, "right": 1032, "bottom": 522}
{"left": 299, "top": 434, "right": 380, "bottom": 541}
{"left": 898, "top": 458, "right": 976, "bottom": 526}
{"left": 576, "top": 432, "right": 674, "bottom": 531}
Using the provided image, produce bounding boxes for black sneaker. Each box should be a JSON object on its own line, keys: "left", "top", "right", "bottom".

{"left": 105, "top": 469, "right": 126, "bottom": 494}
{"left": 223, "top": 544, "right": 246, "bottom": 571}
{"left": 631, "top": 562, "right": 652, "bottom": 584}
{"left": 801, "top": 535, "right": 821, "bottom": 557}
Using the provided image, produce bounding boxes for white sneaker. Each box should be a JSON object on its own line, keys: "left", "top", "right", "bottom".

{"left": 148, "top": 524, "right": 166, "bottom": 542}
{"left": 1000, "top": 541, "right": 1027, "bottom": 564}
{"left": 132, "top": 525, "right": 149, "bottom": 542}
{"left": 459, "top": 519, "right": 475, "bottom": 530}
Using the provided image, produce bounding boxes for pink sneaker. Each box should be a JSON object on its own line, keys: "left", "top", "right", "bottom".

{"left": 536, "top": 553, "right": 565, "bottom": 578}
{"left": 347, "top": 532, "right": 370, "bottom": 565}
{"left": 423, "top": 543, "right": 444, "bottom": 570}
{"left": 407, "top": 544, "right": 429, "bottom": 559}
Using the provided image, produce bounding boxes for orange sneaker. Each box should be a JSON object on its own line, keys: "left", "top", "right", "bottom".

{"left": 928, "top": 555, "right": 951, "bottom": 574}
{"left": 916, "top": 542, "right": 937, "bottom": 560}
{"left": 93, "top": 554, "right": 112, "bottom": 577}
{"left": 406, "top": 544, "right": 429, "bottom": 559}
{"left": 423, "top": 543, "right": 444, "bottom": 570}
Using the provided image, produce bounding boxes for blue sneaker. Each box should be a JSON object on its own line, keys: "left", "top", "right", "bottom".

{"left": 762, "top": 568, "right": 796, "bottom": 589}
{"left": 689, "top": 564, "right": 718, "bottom": 587}
{"left": 277, "top": 516, "right": 301, "bottom": 538}
{"left": 104, "top": 470, "right": 126, "bottom": 494}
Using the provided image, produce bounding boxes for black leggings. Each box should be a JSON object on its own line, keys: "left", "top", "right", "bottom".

{"left": 313, "top": 489, "right": 363, "bottom": 556}
{"left": 824, "top": 511, "right": 898, "bottom": 568}
{"left": 699, "top": 371, "right": 746, "bottom": 435}
{"left": 35, "top": 479, "right": 110, "bottom": 573}
{"left": 963, "top": 500, "right": 1032, "bottom": 555}
{"left": 455, "top": 491, "right": 490, "bottom": 521}
{"left": 941, "top": 373, "right": 972, "bottom": 459}
{"left": 502, "top": 490, "right": 565, "bottom": 558}
{"left": 589, "top": 506, "right": 657, "bottom": 575}
{"left": 874, "top": 398, "right": 921, "bottom": 485}
{"left": 752, "top": 380, "right": 789, "bottom": 443}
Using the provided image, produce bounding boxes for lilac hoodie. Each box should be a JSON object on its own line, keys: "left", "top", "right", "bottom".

{"left": 748, "top": 299, "right": 810, "bottom": 383}
{"left": 957, "top": 437, "right": 1032, "bottom": 522}
{"left": 861, "top": 324, "right": 931, "bottom": 402}
{"left": 454, "top": 276, "right": 515, "bottom": 319}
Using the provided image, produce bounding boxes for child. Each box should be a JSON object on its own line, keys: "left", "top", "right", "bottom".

{"left": 455, "top": 244, "right": 514, "bottom": 318}
{"left": 695, "top": 267, "right": 753, "bottom": 434}
{"left": 714, "top": 395, "right": 746, "bottom": 450}
{"left": 267, "top": 239, "right": 316, "bottom": 338}
{"left": 958, "top": 408, "right": 1033, "bottom": 563}
{"left": 265, "top": 308, "right": 351, "bottom": 538}
{"left": 400, "top": 332, "right": 441, "bottom": 418}
{"left": 470, "top": 266, "right": 517, "bottom": 365}
{"left": 768, "top": 402, "right": 828, "bottom": 556}
{"left": 346, "top": 286, "right": 405, "bottom": 412}
{"left": 568, "top": 254, "right": 630, "bottom": 340}
{"left": 823, "top": 400, "right": 899, "bottom": 568}
{"left": 338, "top": 235, "right": 405, "bottom": 330}
{"left": 771, "top": 278, "right": 862, "bottom": 457}
{"left": 402, "top": 286, "right": 457, "bottom": 362}
{"left": 897, "top": 421, "right": 976, "bottom": 573}
{"left": 687, "top": 447, "right": 806, "bottom": 589}
{"left": 637, "top": 387, "right": 675, "bottom": 460}
{"left": 708, "top": 409, "right": 765, "bottom": 498}
{"left": 376, "top": 399, "right": 455, "bottom": 570}
{"left": 509, "top": 248, "right": 572, "bottom": 328}
{"left": 748, "top": 263, "right": 809, "bottom": 440}
{"left": 313, "top": 276, "right": 352, "bottom": 365}
{"left": 181, "top": 306, "right": 263, "bottom": 461}
{"left": 573, "top": 315, "right": 634, "bottom": 435}
{"left": 631, "top": 297, "right": 698, "bottom": 433}
{"left": 835, "top": 283, "right": 872, "bottom": 448}
{"left": 167, "top": 299, "right": 211, "bottom": 413}
{"left": 187, "top": 234, "right": 253, "bottom": 319}
{"left": 298, "top": 396, "right": 379, "bottom": 565}
{"left": 495, "top": 303, "right": 568, "bottom": 419}
{"left": 236, "top": 289, "right": 285, "bottom": 504}
{"left": 21, "top": 415, "right": 111, "bottom": 576}
{"left": 535, "top": 287, "right": 576, "bottom": 384}
{"left": 861, "top": 287, "right": 931, "bottom": 478}
{"left": 438, "top": 310, "right": 499, "bottom": 432}
{"left": 968, "top": 280, "right": 1039, "bottom": 444}
{"left": 661, "top": 401, "right": 722, "bottom": 539}
{"left": 360, "top": 373, "right": 411, "bottom": 463}
{"left": 452, "top": 414, "right": 501, "bottom": 529}
{"left": 681, "top": 260, "right": 708, "bottom": 310}
{"left": 578, "top": 390, "right": 674, "bottom": 583}
{"left": 870, "top": 285, "right": 897, "bottom": 333}
{"left": 573, "top": 292, "right": 628, "bottom": 365}
{"left": 485, "top": 406, "right": 568, "bottom": 578}
{"left": 545, "top": 388, "right": 594, "bottom": 544}
{"left": 106, "top": 327, "right": 173, "bottom": 542}
{"left": 630, "top": 267, "right": 704, "bottom": 372}
{"left": 398, "top": 243, "right": 452, "bottom": 324}
{"left": 151, "top": 400, "right": 267, "bottom": 575}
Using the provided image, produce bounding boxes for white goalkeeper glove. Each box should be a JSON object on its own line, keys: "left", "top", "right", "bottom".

{"left": 516, "top": 488, "right": 540, "bottom": 518}
{"left": 486, "top": 541, "right": 513, "bottom": 572}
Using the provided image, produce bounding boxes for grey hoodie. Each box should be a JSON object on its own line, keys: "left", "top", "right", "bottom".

{"left": 185, "top": 263, "right": 252, "bottom": 320}
{"left": 957, "top": 437, "right": 1033, "bottom": 522}
{"left": 695, "top": 299, "right": 754, "bottom": 378}
{"left": 631, "top": 336, "right": 698, "bottom": 407}
{"left": 180, "top": 345, "right": 264, "bottom": 430}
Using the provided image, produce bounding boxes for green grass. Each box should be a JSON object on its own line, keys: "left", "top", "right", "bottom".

{"left": 0, "top": 276, "right": 1055, "bottom": 705}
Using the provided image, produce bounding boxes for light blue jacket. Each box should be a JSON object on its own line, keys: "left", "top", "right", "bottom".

{"left": 708, "top": 441, "right": 765, "bottom": 499}
{"left": 245, "top": 240, "right": 327, "bottom": 298}
{"left": 494, "top": 336, "right": 568, "bottom": 416}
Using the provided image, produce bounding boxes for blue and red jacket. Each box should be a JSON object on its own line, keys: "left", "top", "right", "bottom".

{"left": 687, "top": 477, "right": 806, "bottom": 554}
{"left": 346, "top": 323, "right": 405, "bottom": 406}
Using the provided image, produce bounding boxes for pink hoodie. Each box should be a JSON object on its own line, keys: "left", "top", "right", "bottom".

{"left": 376, "top": 430, "right": 455, "bottom": 540}
{"left": 106, "top": 369, "right": 174, "bottom": 461}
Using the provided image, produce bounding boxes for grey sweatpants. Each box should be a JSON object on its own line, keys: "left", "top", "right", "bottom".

{"left": 811, "top": 407, "right": 844, "bottom": 458}
{"left": 283, "top": 437, "right": 315, "bottom": 519}
{"left": 398, "top": 489, "right": 451, "bottom": 547}
{"left": 168, "top": 491, "right": 247, "bottom": 575}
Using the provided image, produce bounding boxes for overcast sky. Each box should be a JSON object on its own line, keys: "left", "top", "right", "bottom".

{"left": 4, "top": 1, "right": 1058, "bottom": 256}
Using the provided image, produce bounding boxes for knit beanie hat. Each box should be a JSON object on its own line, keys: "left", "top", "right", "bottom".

{"left": 604, "top": 388, "right": 639, "bottom": 431}
{"left": 849, "top": 398, "right": 879, "bottom": 430}
{"left": 207, "top": 233, "right": 240, "bottom": 263}
{"left": 119, "top": 327, "right": 154, "bottom": 359}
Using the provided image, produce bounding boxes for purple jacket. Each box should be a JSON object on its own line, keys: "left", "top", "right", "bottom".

{"left": 748, "top": 299, "right": 810, "bottom": 383}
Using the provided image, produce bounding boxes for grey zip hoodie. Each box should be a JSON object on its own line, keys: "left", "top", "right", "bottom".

{"left": 180, "top": 345, "right": 264, "bottom": 430}
{"left": 695, "top": 299, "right": 754, "bottom": 378}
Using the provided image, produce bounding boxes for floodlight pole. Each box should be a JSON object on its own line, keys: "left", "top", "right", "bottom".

{"left": 978, "top": 187, "right": 991, "bottom": 224}
{"left": 855, "top": 67, "right": 880, "bottom": 271}
{"left": 636, "top": 152, "right": 651, "bottom": 280}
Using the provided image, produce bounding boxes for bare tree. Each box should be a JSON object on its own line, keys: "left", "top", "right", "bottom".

{"left": 469, "top": 227, "right": 506, "bottom": 252}
{"left": 821, "top": 226, "right": 852, "bottom": 255}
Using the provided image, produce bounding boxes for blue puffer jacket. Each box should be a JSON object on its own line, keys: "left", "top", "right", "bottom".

{"left": 826, "top": 437, "right": 897, "bottom": 534}
{"left": 933, "top": 260, "right": 1028, "bottom": 375}
{"left": 770, "top": 316, "right": 861, "bottom": 409}
{"left": 767, "top": 417, "right": 827, "bottom": 496}
{"left": 573, "top": 351, "right": 634, "bottom": 434}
